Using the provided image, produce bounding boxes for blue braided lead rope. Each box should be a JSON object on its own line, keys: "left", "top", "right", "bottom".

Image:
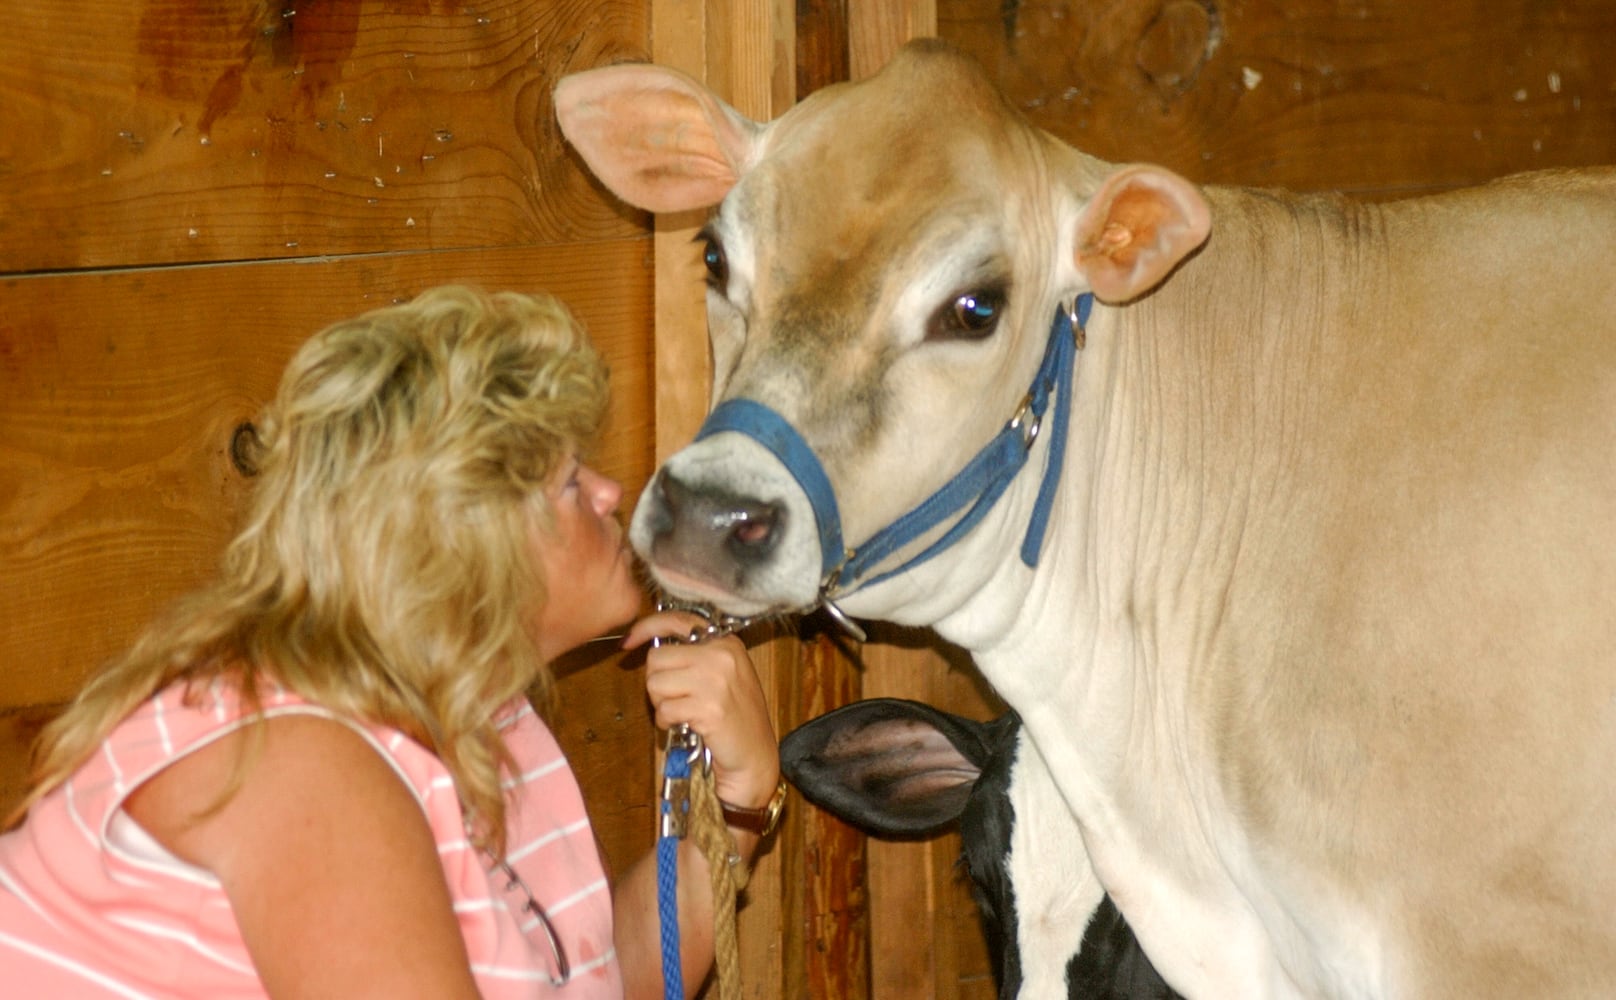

{"left": 657, "top": 746, "right": 691, "bottom": 1000}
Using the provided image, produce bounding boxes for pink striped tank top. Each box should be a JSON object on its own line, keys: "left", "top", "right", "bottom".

{"left": 0, "top": 678, "right": 622, "bottom": 998}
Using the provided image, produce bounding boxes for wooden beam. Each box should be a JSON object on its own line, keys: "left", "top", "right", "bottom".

{"left": 646, "top": 5, "right": 833, "bottom": 1000}
{"left": 849, "top": 0, "right": 935, "bottom": 79}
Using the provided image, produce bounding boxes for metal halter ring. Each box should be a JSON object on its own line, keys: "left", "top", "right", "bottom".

{"left": 1008, "top": 391, "right": 1043, "bottom": 448}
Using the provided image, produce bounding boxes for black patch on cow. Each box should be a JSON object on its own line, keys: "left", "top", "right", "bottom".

{"left": 782, "top": 699, "right": 1185, "bottom": 999}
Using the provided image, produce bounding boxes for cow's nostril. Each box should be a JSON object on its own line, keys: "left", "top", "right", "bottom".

{"left": 707, "top": 497, "right": 782, "bottom": 568}
{"left": 654, "top": 468, "right": 685, "bottom": 513}
{"left": 728, "top": 509, "right": 776, "bottom": 548}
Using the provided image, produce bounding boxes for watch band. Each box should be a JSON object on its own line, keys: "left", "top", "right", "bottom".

{"left": 720, "top": 778, "right": 788, "bottom": 838}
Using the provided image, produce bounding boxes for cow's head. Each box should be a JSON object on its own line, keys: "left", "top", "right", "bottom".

{"left": 555, "top": 40, "right": 1209, "bottom": 624}
{"left": 781, "top": 699, "right": 1180, "bottom": 999}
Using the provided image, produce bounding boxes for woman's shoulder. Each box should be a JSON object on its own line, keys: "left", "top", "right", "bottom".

{"left": 114, "top": 678, "right": 467, "bottom": 853}
{"left": 123, "top": 709, "right": 490, "bottom": 999}
{"left": 137, "top": 675, "right": 452, "bottom": 789}
{"left": 123, "top": 710, "right": 418, "bottom": 862}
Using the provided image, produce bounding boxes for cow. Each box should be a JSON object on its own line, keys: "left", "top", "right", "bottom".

{"left": 781, "top": 698, "right": 1181, "bottom": 999}
{"left": 555, "top": 37, "right": 1616, "bottom": 999}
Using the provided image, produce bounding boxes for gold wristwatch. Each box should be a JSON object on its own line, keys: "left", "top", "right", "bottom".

{"left": 720, "top": 779, "right": 788, "bottom": 838}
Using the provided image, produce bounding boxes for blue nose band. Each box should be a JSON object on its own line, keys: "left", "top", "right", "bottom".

{"left": 693, "top": 396, "right": 848, "bottom": 580}
{"left": 692, "top": 295, "right": 1093, "bottom": 601}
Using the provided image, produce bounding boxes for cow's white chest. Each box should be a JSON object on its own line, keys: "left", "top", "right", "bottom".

{"left": 1093, "top": 818, "right": 1390, "bottom": 999}
{"left": 987, "top": 645, "right": 1391, "bottom": 999}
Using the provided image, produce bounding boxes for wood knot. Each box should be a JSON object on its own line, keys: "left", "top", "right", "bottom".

{"left": 1136, "top": 0, "right": 1219, "bottom": 98}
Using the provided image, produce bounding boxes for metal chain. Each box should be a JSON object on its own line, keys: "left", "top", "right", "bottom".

{"left": 649, "top": 598, "right": 756, "bottom": 649}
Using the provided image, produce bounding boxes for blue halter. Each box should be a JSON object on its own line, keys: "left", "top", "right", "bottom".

{"left": 694, "top": 295, "right": 1092, "bottom": 606}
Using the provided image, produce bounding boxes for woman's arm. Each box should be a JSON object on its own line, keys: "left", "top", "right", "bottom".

{"left": 124, "top": 714, "right": 485, "bottom": 1000}
{"left": 615, "top": 614, "right": 781, "bottom": 1000}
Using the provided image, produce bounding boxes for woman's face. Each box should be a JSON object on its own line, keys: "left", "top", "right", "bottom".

{"left": 528, "top": 457, "right": 644, "bottom": 661}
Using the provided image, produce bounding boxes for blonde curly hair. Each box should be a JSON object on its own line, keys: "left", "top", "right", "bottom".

{"left": 10, "top": 285, "right": 610, "bottom": 855}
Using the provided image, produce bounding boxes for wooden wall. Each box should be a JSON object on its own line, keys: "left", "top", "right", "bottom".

{"left": 940, "top": 0, "right": 1616, "bottom": 197}
{"left": 4, "top": 1, "right": 1615, "bottom": 999}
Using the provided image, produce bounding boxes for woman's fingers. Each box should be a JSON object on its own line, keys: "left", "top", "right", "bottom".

{"left": 639, "top": 631, "right": 778, "bottom": 807}
{"left": 620, "top": 610, "right": 714, "bottom": 650}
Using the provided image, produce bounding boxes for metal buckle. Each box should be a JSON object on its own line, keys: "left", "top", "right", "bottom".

{"left": 815, "top": 564, "right": 870, "bottom": 643}
{"left": 1009, "top": 391, "right": 1042, "bottom": 448}
{"left": 660, "top": 722, "right": 710, "bottom": 839}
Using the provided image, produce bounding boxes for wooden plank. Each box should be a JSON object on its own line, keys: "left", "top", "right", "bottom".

{"left": 0, "top": 0, "right": 648, "bottom": 272}
{"left": 854, "top": 627, "right": 1000, "bottom": 1000}
{"left": 930, "top": 655, "right": 1003, "bottom": 1000}
{"left": 849, "top": 0, "right": 935, "bottom": 80}
{"left": 649, "top": 0, "right": 719, "bottom": 462}
{"left": 938, "top": 0, "right": 1616, "bottom": 196}
{"left": 787, "top": 629, "right": 870, "bottom": 1000}
{"left": 860, "top": 637, "right": 940, "bottom": 1000}
{"left": 0, "top": 705, "right": 55, "bottom": 821}
{"left": 731, "top": 623, "right": 806, "bottom": 1000}
{"left": 644, "top": 5, "right": 826, "bottom": 998}
{"left": 796, "top": 0, "right": 850, "bottom": 98}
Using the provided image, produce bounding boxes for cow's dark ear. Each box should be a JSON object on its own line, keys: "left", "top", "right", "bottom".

{"left": 780, "top": 698, "right": 991, "bottom": 837}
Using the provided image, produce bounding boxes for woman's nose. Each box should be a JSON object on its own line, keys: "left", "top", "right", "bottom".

{"left": 582, "top": 466, "right": 623, "bottom": 514}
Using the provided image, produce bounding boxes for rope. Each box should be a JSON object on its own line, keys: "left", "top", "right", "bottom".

{"left": 689, "top": 763, "right": 746, "bottom": 1000}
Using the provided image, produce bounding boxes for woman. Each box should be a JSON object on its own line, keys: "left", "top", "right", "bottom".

{"left": 0, "top": 286, "right": 781, "bottom": 998}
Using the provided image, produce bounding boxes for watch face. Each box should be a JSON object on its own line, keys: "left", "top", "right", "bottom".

{"left": 762, "top": 780, "right": 788, "bottom": 836}
{"left": 720, "top": 780, "right": 788, "bottom": 836}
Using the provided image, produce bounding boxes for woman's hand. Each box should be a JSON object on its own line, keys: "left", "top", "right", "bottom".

{"left": 613, "top": 611, "right": 782, "bottom": 999}
{"left": 621, "top": 611, "right": 779, "bottom": 815}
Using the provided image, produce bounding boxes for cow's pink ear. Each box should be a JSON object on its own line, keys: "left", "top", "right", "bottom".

{"left": 1072, "top": 165, "right": 1210, "bottom": 302}
{"left": 554, "top": 64, "right": 761, "bottom": 213}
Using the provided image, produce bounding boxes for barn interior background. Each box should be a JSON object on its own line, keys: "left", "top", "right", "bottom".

{"left": 2, "top": 1, "right": 1611, "bottom": 997}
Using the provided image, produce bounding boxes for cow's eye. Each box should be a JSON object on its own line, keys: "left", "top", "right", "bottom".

{"left": 928, "top": 288, "right": 1007, "bottom": 341}
{"left": 699, "top": 232, "right": 729, "bottom": 290}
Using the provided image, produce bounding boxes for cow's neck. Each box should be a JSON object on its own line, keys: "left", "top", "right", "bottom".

{"left": 954, "top": 189, "right": 1370, "bottom": 996}
{"left": 981, "top": 186, "right": 1357, "bottom": 703}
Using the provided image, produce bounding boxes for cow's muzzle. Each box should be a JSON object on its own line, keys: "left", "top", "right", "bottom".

{"left": 640, "top": 466, "right": 787, "bottom": 582}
